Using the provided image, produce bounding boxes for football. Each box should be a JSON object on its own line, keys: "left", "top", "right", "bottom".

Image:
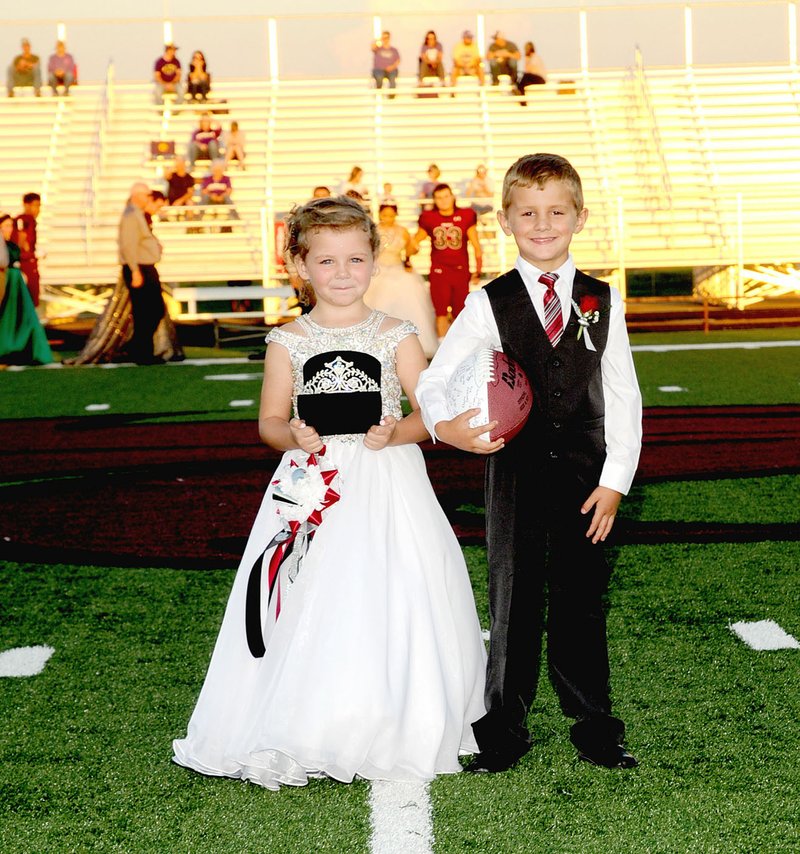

{"left": 445, "top": 348, "right": 533, "bottom": 442}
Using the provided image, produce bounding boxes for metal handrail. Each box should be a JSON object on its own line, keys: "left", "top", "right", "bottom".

{"left": 633, "top": 48, "right": 673, "bottom": 208}
{"left": 83, "top": 61, "right": 114, "bottom": 263}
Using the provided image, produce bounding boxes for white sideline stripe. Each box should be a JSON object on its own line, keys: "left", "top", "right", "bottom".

{"left": 85, "top": 403, "right": 110, "bottom": 411}
{"left": 0, "top": 645, "right": 55, "bottom": 677}
{"left": 6, "top": 341, "right": 800, "bottom": 372}
{"left": 658, "top": 385, "right": 686, "bottom": 392}
{"left": 204, "top": 373, "right": 262, "bottom": 381}
{"left": 229, "top": 399, "right": 255, "bottom": 407}
{"left": 631, "top": 340, "right": 800, "bottom": 352}
{"left": 369, "top": 781, "right": 433, "bottom": 854}
{"left": 729, "top": 620, "right": 800, "bottom": 650}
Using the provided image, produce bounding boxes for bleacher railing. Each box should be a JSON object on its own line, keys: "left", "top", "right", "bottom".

{"left": 83, "top": 61, "right": 115, "bottom": 263}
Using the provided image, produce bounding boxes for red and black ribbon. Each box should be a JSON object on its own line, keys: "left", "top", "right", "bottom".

{"left": 245, "top": 451, "right": 339, "bottom": 658}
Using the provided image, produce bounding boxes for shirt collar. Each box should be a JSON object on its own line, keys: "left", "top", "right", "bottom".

{"left": 514, "top": 254, "right": 575, "bottom": 292}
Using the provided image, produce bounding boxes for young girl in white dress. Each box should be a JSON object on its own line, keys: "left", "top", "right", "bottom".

{"left": 173, "top": 195, "right": 486, "bottom": 790}
{"left": 365, "top": 204, "right": 439, "bottom": 359}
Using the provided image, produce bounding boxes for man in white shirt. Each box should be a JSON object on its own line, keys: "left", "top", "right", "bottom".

{"left": 118, "top": 182, "right": 165, "bottom": 364}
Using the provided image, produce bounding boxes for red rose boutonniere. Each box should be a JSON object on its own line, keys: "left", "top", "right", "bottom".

{"left": 571, "top": 294, "right": 601, "bottom": 341}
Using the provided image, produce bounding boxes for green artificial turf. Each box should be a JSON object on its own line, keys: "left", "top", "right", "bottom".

{"left": 2, "top": 329, "right": 799, "bottom": 422}
{"left": 433, "top": 540, "right": 800, "bottom": 854}
{"left": 0, "top": 564, "right": 370, "bottom": 853}
{"left": 633, "top": 344, "right": 800, "bottom": 406}
{"left": 2, "top": 536, "right": 798, "bottom": 852}
{"left": 622, "top": 474, "right": 800, "bottom": 525}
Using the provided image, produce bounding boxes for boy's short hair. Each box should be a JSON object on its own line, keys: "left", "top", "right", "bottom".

{"left": 431, "top": 183, "right": 452, "bottom": 196}
{"left": 285, "top": 195, "right": 380, "bottom": 263}
{"left": 501, "top": 153, "right": 583, "bottom": 213}
{"left": 23, "top": 192, "right": 41, "bottom": 205}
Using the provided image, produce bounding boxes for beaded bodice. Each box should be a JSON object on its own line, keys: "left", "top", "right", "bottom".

{"left": 266, "top": 311, "right": 416, "bottom": 437}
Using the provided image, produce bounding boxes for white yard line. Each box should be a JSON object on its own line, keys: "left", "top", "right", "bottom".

{"left": 6, "top": 339, "right": 800, "bottom": 373}
{"left": 369, "top": 781, "right": 433, "bottom": 854}
{"left": 730, "top": 620, "right": 800, "bottom": 650}
{"left": 0, "top": 645, "right": 55, "bottom": 677}
{"left": 203, "top": 373, "right": 262, "bottom": 381}
{"left": 631, "top": 340, "right": 800, "bottom": 352}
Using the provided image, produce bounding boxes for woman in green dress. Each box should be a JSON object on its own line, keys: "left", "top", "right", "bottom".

{"left": 0, "top": 214, "right": 53, "bottom": 365}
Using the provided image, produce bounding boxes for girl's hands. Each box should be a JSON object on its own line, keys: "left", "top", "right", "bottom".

{"left": 364, "top": 415, "right": 398, "bottom": 451}
{"left": 289, "top": 418, "right": 324, "bottom": 454}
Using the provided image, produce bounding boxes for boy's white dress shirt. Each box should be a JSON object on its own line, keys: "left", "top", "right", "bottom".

{"left": 415, "top": 254, "right": 643, "bottom": 495}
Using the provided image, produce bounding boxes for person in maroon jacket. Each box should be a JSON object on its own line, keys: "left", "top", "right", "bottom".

{"left": 11, "top": 193, "right": 41, "bottom": 306}
{"left": 409, "top": 183, "right": 482, "bottom": 338}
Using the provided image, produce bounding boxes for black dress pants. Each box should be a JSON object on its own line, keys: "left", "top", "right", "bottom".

{"left": 122, "top": 264, "right": 165, "bottom": 363}
{"left": 472, "top": 449, "right": 622, "bottom": 758}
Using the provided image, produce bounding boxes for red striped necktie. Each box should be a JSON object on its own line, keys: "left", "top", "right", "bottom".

{"left": 540, "top": 272, "right": 563, "bottom": 346}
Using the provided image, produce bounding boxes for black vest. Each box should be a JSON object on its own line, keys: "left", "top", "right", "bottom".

{"left": 484, "top": 268, "right": 611, "bottom": 473}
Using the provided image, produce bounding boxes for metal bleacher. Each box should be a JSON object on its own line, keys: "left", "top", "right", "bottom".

{"left": 2, "top": 60, "right": 798, "bottom": 318}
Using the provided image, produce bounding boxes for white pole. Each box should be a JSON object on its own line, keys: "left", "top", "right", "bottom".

{"left": 579, "top": 11, "right": 589, "bottom": 76}
{"left": 617, "top": 196, "right": 626, "bottom": 301}
{"left": 684, "top": 6, "right": 693, "bottom": 68}
{"left": 736, "top": 192, "right": 744, "bottom": 308}
{"left": 163, "top": 21, "right": 173, "bottom": 46}
{"left": 268, "top": 18, "right": 279, "bottom": 83}
{"left": 789, "top": 3, "right": 798, "bottom": 66}
{"left": 373, "top": 16, "right": 382, "bottom": 41}
{"left": 57, "top": 22, "right": 66, "bottom": 42}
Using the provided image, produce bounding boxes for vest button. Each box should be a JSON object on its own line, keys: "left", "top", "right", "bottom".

{"left": 551, "top": 358, "right": 561, "bottom": 367}
{"left": 553, "top": 421, "right": 562, "bottom": 429}
{"left": 549, "top": 450, "right": 559, "bottom": 459}
{"left": 552, "top": 389, "right": 562, "bottom": 398}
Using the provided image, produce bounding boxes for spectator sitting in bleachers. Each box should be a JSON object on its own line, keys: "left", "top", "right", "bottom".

{"left": 154, "top": 43, "right": 182, "bottom": 104}
{"left": 186, "top": 51, "right": 211, "bottom": 102}
{"left": 418, "top": 31, "right": 445, "bottom": 85}
{"left": 223, "top": 121, "right": 246, "bottom": 170}
{"left": 200, "top": 161, "right": 239, "bottom": 219}
{"left": 165, "top": 157, "right": 197, "bottom": 209}
{"left": 47, "top": 41, "right": 76, "bottom": 96}
{"left": 487, "top": 31, "right": 520, "bottom": 88}
{"left": 418, "top": 163, "right": 442, "bottom": 210}
{"left": 187, "top": 113, "right": 221, "bottom": 168}
{"left": 378, "top": 182, "right": 397, "bottom": 206}
{"left": 311, "top": 186, "right": 331, "bottom": 198}
{"left": 452, "top": 30, "right": 485, "bottom": 87}
{"left": 465, "top": 164, "right": 493, "bottom": 215}
{"left": 7, "top": 38, "right": 42, "bottom": 98}
{"left": 517, "top": 41, "right": 547, "bottom": 105}
{"left": 371, "top": 31, "right": 400, "bottom": 97}
{"left": 341, "top": 166, "right": 370, "bottom": 203}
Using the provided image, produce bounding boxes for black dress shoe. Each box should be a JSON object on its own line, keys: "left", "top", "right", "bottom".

{"left": 464, "top": 750, "right": 522, "bottom": 774}
{"left": 577, "top": 744, "right": 638, "bottom": 769}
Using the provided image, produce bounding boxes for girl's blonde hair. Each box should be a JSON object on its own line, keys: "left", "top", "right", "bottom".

{"left": 284, "top": 195, "right": 381, "bottom": 264}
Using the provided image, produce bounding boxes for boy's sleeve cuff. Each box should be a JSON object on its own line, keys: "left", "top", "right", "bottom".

{"left": 420, "top": 402, "right": 451, "bottom": 443}
{"left": 599, "top": 460, "right": 636, "bottom": 496}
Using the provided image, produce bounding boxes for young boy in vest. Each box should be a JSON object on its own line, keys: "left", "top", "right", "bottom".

{"left": 416, "top": 153, "right": 642, "bottom": 772}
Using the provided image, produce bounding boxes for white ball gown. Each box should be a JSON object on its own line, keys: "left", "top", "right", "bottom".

{"left": 173, "top": 311, "right": 486, "bottom": 789}
{"left": 365, "top": 225, "right": 439, "bottom": 358}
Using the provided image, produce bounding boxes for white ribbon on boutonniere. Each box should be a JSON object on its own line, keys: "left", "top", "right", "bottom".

{"left": 570, "top": 295, "right": 601, "bottom": 351}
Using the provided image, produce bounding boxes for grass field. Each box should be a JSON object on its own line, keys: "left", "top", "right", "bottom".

{"left": 1, "top": 329, "right": 799, "bottom": 853}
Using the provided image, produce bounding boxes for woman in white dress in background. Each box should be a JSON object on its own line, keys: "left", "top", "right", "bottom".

{"left": 365, "top": 204, "right": 439, "bottom": 358}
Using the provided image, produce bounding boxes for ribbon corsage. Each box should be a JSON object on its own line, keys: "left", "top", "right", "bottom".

{"left": 245, "top": 447, "right": 340, "bottom": 657}
{"left": 571, "top": 294, "right": 601, "bottom": 350}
